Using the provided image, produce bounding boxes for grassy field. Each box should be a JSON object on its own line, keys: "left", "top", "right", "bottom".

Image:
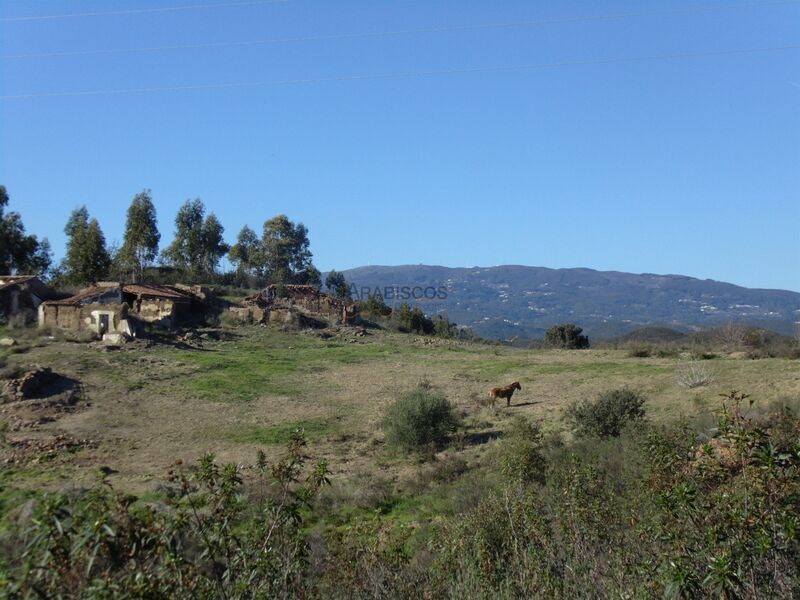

{"left": 2, "top": 324, "right": 800, "bottom": 597}
{"left": 1, "top": 324, "right": 798, "bottom": 505}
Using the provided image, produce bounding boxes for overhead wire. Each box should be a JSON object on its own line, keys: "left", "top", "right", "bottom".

{"left": 3, "top": 0, "right": 800, "bottom": 59}
{"left": 3, "top": 43, "right": 798, "bottom": 100}
{"left": 0, "top": 0, "right": 288, "bottom": 22}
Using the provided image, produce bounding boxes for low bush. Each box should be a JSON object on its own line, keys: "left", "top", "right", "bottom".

{"left": 383, "top": 389, "right": 459, "bottom": 452}
{"left": 499, "top": 417, "right": 547, "bottom": 485}
{"left": 543, "top": 323, "right": 590, "bottom": 349}
{"left": 626, "top": 343, "right": 652, "bottom": 358}
{"left": 676, "top": 360, "right": 715, "bottom": 388}
{"left": 2, "top": 431, "right": 330, "bottom": 598}
{"left": 565, "top": 388, "right": 647, "bottom": 438}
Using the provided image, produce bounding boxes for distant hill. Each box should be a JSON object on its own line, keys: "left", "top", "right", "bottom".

{"left": 338, "top": 265, "right": 800, "bottom": 341}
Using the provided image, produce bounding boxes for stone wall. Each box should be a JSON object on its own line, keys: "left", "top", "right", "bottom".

{"left": 39, "top": 302, "right": 132, "bottom": 335}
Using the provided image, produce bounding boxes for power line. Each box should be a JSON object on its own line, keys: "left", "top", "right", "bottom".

{"left": 3, "top": 44, "right": 798, "bottom": 100}
{"left": 4, "top": 0, "right": 800, "bottom": 58}
{"left": 0, "top": 0, "right": 288, "bottom": 22}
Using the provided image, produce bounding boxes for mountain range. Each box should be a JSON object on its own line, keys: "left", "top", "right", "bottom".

{"left": 338, "top": 265, "right": 800, "bottom": 341}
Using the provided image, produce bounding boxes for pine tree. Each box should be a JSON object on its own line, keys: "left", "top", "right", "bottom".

{"left": 118, "top": 189, "right": 160, "bottom": 282}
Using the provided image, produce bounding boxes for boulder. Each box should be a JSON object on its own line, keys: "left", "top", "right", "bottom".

{"left": 102, "top": 332, "right": 129, "bottom": 345}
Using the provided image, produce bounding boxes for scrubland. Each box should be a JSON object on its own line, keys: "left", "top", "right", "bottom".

{"left": 1, "top": 325, "right": 798, "bottom": 598}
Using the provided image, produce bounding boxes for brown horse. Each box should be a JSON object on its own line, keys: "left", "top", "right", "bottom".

{"left": 489, "top": 381, "right": 522, "bottom": 407}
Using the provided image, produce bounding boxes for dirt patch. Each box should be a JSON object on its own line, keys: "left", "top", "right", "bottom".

{"left": 3, "top": 433, "right": 99, "bottom": 467}
{"left": 1, "top": 365, "right": 83, "bottom": 431}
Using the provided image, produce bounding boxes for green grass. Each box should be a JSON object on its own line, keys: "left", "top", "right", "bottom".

{"left": 224, "top": 419, "right": 331, "bottom": 445}
{"left": 158, "top": 329, "right": 427, "bottom": 402}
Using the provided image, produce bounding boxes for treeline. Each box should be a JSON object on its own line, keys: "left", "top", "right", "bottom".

{"left": 354, "top": 293, "right": 479, "bottom": 340}
{"left": 1, "top": 185, "right": 476, "bottom": 337}
{"left": 0, "top": 186, "right": 320, "bottom": 289}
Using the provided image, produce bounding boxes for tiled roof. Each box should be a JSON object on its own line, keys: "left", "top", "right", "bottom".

{"left": 122, "top": 284, "right": 191, "bottom": 300}
{"left": 0, "top": 276, "right": 37, "bottom": 291}
{"left": 44, "top": 285, "right": 121, "bottom": 306}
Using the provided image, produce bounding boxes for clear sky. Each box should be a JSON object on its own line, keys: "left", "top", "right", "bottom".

{"left": 1, "top": 0, "right": 798, "bottom": 291}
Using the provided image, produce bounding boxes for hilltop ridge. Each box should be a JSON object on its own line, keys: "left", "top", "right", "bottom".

{"left": 339, "top": 264, "right": 800, "bottom": 340}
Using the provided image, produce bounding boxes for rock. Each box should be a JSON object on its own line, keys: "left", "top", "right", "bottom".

{"left": 0, "top": 337, "right": 17, "bottom": 346}
{"left": 102, "top": 332, "right": 128, "bottom": 345}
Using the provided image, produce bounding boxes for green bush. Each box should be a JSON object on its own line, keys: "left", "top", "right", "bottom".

{"left": 383, "top": 389, "right": 459, "bottom": 452}
{"left": 2, "top": 432, "right": 330, "bottom": 598}
{"left": 499, "top": 417, "right": 547, "bottom": 485}
{"left": 565, "top": 388, "right": 646, "bottom": 438}
{"left": 543, "top": 323, "right": 590, "bottom": 349}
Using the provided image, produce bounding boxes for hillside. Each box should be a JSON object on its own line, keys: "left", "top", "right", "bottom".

{"left": 340, "top": 265, "right": 800, "bottom": 340}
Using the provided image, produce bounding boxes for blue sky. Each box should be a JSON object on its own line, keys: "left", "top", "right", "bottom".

{"left": 1, "top": 0, "right": 798, "bottom": 291}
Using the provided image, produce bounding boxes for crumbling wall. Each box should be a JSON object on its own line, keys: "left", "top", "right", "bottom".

{"left": 39, "top": 304, "right": 84, "bottom": 330}
{"left": 39, "top": 302, "right": 131, "bottom": 335}
{"left": 135, "top": 298, "right": 177, "bottom": 326}
{"left": 242, "top": 285, "right": 354, "bottom": 323}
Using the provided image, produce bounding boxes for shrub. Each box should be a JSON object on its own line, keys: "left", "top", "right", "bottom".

{"left": 626, "top": 343, "right": 652, "bottom": 358}
{"left": 393, "top": 302, "right": 435, "bottom": 335}
{"left": 543, "top": 323, "right": 589, "bottom": 349}
{"left": 402, "top": 454, "right": 470, "bottom": 495}
{"left": 565, "top": 388, "right": 647, "bottom": 438}
{"left": 676, "top": 360, "right": 715, "bottom": 389}
{"left": 3, "top": 432, "right": 330, "bottom": 598}
{"left": 354, "top": 293, "right": 391, "bottom": 318}
{"left": 383, "top": 389, "right": 459, "bottom": 452}
{"left": 499, "top": 417, "right": 546, "bottom": 485}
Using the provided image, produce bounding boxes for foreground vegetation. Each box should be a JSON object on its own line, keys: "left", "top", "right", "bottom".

{"left": 1, "top": 323, "right": 798, "bottom": 597}
{"left": 2, "top": 389, "right": 798, "bottom": 598}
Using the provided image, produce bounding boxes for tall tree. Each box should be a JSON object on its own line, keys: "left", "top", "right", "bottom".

{"left": 162, "top": 199, "right": 206, "bottom": 275}
{"left": 63, "top": 206, "right": 111, "bottom": 284}
{"left": 0, "top": 185, "right": 52, "bottom": 277}
{"left": 324, "top": 270, "right": 351, "bottom": 300}
{"left": 200, "top": 213, "right": 229, "bottom": 275}
{"left": 118, "top": 189, "right": 160, "bottom": 282}
{"left": 228, "top": 225, "right": 262, "bottom": 276}
{"left": 162, "top": 199, "right": 230, "bottom": 279}
{"left": 261, "top": 215, "right": 317, "bottom": 285}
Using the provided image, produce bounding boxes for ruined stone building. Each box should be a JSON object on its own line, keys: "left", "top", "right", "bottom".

{"left": 121, "top": 284, "right": 194, "bottom": 328}
{"left": 38, "top": 282, "right": 207, "bottom": 335}
{"left": 232, "top": 284, "right": 356, "bottom": 326}
{"left": 38, "top": 283, "right": 132, "bottom": 336}
{"left": 0, "top": 276, "right": 55, "bottom": 324}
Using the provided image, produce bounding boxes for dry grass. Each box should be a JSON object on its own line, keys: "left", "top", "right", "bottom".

{"left": 1, "top": 326, "right": 798, "bottom": 496}
{"left": 676, "top": 360, "right": 716, "bottom": 389}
